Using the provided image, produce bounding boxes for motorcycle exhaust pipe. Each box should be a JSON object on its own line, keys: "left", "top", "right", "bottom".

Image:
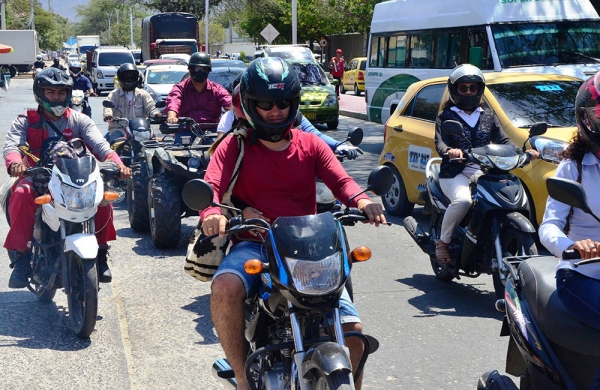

{"left": 403, "top": 216, "right": 430, "bottom": 250}
{"left": 212, "top": 358, "right": 237, "bottom": 389}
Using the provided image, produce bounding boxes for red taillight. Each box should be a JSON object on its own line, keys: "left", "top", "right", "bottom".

{"left": 358, "top": 72, "right": 364, "bottom": 81}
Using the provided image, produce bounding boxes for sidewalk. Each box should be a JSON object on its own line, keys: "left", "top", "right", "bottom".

{"left": 339, "top": 93, "right": 368, "bottom": 121}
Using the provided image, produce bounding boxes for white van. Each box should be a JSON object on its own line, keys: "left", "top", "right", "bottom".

{"left": 366, "top": 0, "right": 600, "bottom": 124}
{"left": 89, "top": 46, "right": 136, "bottom": 94}
{"left": 257, "top": 45, "right": 316, "bottom": 62}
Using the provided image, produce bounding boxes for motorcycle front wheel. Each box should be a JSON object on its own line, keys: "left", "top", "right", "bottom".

{"left": 314, "top": 371, "right": 354, "bottom": 390}
{"left": 493, "top": 227, "right": 538, "bottom": 299}
{"left": 148, "top": 173, "right": 181, "bottom": 249}
{"left": 65, "top": 252, "right": 98, "bottom": 338}
{"left": 127, "top": 160, "right": 150, "bottom": 232}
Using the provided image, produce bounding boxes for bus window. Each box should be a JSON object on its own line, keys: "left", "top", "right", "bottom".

{"left": 388, "top": 35, "right": 407, "bottom": 68}
{"left": 409, "top": 34, "right": 433, "bottom": 68}
{"left": 370, "top": 36, "right": 385, "bottom": 67}
{"left": 434, "top": 32, "right": 462, "bottom": 69}
{"left": 468, "top": 28, "right": 492, "bottom": 70}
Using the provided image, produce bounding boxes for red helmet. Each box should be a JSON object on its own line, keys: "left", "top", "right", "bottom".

{"left": 575, "top": 72, "right": 600, "bottom": 157}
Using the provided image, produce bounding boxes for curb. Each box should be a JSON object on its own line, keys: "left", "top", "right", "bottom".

{"left": 340, "top": 109, "right": 368, "bottom": 121}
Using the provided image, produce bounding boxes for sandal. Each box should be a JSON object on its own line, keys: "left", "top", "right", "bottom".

{"left": 435, "top": 241, "right": 452, "bottom": 264}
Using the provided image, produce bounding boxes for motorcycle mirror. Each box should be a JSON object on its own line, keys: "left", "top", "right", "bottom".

{"left": 155, "top": 100, "right": 166, "bottom": 109}
{"left": 442, "top": 120, "right": 464, "bottom": 137}
{"left": 366, "top": 165, "right": 394, "bottom": 195}
{"left": 546, "top": 177, "right": 600, "bottom": 224}
{"left": 182, "top": 179, "right": 214, "bottom": 211}
{"left": 347, "top": 127, "right": 363, "bottom": 147}
{"left": 102, "top": 100, "right": 115, "bottom": 108}
{"left": 529, "top": 122, "right": 547, "bottom": 137}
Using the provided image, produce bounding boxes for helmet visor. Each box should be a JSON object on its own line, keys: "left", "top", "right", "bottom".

{"left": 583, "top": 107, "right": 600, "bottom": 134}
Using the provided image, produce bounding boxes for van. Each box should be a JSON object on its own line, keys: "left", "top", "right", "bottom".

{"left": 89, "top": 46, "right": 136, "bottom": 94}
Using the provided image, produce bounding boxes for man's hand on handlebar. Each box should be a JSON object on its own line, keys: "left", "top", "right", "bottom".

{"left": 9, "top": 162, "right": 27, "bottom": 177}
{"left": 103, "top": 114, "right": 113, "bottom": 122}
{"left": 336, "top": 144, "right": 363, "bottom": 160}
{"left": 357, "top": 199, "right": 387, "bottom": 227}
{"left": 117, "top": 164, "right": 132, "bottom": 179}
{"left": 447, "top": 148, "right": 464, "bottom": 159}
{"left": 569, "top": 239, "right": 600, "bottom": 260}
{"left": 202, "top": 213, "right": 228, "bottom": 237}
{"left": 166, "top": 111, "right": 178, "bottom": 124}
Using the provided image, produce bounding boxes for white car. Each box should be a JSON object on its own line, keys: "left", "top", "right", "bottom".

{"left": 68, "top": 53, "right": 80, "bottom": 63}
{"left": 159, "top": 53, "right": 191, "bottom": 65}
{"left": 143, "top": 64, "right": 189, "bottom": 105}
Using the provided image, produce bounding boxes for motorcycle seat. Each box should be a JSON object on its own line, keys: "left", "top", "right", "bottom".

{"left": 427, "top": 163, "right": 449, "bottom": 207}
{"left": 518, "top": 256, "right": 600, "bottom": 358}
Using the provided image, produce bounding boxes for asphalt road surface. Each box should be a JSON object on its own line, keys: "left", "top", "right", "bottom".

{"left": 0, "top": 77, "right": 514, "bottom": 390}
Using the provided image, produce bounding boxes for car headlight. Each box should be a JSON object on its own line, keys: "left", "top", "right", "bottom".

{"left": 60, "top": 182, "right": 97, "bottom": 210}
{"left": 488, "top": 154, "right": 520, "bottom": 170}
{"left": 97, "top": 70, "right": 104, "bottom": 79}
{"left": 285, "top": 253, "right": 342, "bottom": 295}
{"left": 530, "top": 136, "right": 568, "bottom": 164}
{"left": 323, "top": 94, "right": 338, "bottom": 107}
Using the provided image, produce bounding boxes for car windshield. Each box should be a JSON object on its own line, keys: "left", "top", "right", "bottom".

{"left": 147, "top": 69, "right": 188, "bottom": 84}
{"left": 99, "top": 52, "right": 135, "bottom": 66}
{"left": 208, "top": 70, "right": 244, "bottom": 93}
{"left": 212, "top": 60, "right": 246, "bottom": 68}
{"left": 487, "top": 80, "right": 581, "bottom": 128}
{"left": 268, "top": 47, "right": 314, "bottom": 62}
{"left": 290, "top": 63, "right": 328, "bottom": 86}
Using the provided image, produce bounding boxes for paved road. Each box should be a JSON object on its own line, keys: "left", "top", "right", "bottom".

{"left": 0, "top": 79, "right": 513, "bottom": 389}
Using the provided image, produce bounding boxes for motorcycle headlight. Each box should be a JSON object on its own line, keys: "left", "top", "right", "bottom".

{"left": 72, "top": 96, "right": 83, "bottom": 105}
{"left": 188, "top": 157, "right": 201, "bottom": 169}
{"left": 133, "top": 130, "right": 152, "bottom": 143}
{"left": 60, "top": 182, "right": 97, "bottom": 210}
{"left": 316, "top": 181, "right": 335, "bottom": 204}
{"left": 488, "top": 154, "right": 519, "bottom": 170}
{"left": 530, "top": 136, "right": 568, "bottom": 164}
{"left": 324, "top": 94, "right": 338, "bottom": 107}
{"left": 285, "top": 253, "right": 342, "bottom": 295}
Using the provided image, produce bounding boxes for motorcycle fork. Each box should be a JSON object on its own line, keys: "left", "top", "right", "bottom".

{"left": 61, "top": 219, "right": 95, "bottom": 295}
{"left": 289, "top": 301, "right": 311, "bottom": 390}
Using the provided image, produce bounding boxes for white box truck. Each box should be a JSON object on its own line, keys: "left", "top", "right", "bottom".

{"left": 0, "top": 30, "right": 40, "bottom": 77}
{"left": 76, "top": 35, "right": 100, "bottom": 56}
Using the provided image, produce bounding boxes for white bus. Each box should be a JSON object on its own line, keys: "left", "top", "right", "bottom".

{"left": 366, "top": 0, "right": 600, "bottom": 124}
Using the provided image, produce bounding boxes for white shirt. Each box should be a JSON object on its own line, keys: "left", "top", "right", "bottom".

{"left": 450, "top": 106, "right": 483, "bottom": 128}
{"left": 217, "top": 110, "right": 236, "bottom": 134}
{"left": 539, "top": 152, "right": 600, "bottom": 279}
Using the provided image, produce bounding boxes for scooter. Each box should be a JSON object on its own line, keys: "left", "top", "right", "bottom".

{"left": 403, "top": 120, "right": 547, "bottom": 299}
{"left": 479, "top": 177, "right": 600, "bottom": 390}
{"left": 70, "top": 89, "right": 91, "bottom": 116}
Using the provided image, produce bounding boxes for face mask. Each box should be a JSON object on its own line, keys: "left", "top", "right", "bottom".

{"left": 190, "top": 68, "right": 209, "bottom": 83}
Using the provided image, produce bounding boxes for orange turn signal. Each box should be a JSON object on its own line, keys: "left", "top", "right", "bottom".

{"left": 103, "top": 191, "right": 120, "bottom": 201}
{"left": 244, "top": 259, "right": 263, "bottom": 275}
{"left": 34, "top": 194, "right": 52, "bottom": 205}
{"left": 351, "top": 246, "right": 372, "bottom": 262}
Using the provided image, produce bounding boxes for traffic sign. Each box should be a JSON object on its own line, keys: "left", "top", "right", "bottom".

{"left": 319, "top": 38, "right": 328, "bottom": 48}
{"left": 261, "top": 24, "right": 280, "bottom": 44}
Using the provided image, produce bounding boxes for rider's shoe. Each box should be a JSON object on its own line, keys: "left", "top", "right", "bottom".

{"left": 8, "top": 250, "right": 32, "bottom": 289}
{"left": 97, "top": 247, "right": 112, "bottom": 284}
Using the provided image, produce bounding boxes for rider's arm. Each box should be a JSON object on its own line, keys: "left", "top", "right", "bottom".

{"left": 299, "top": 115, "right": 338, "bottom": 150}
{"left": 434, "top": 114, "right": 453, "bottom": 156}
{"left": 102, "top": 90, "right": 116, "bottom": 120}
{"left": 213, "top": 83, "right": 232, "bottom": 112}
{"left": 140, "top": 90, "right": 161, "bottom": 117}
{"left": 164, "top": 82, "right": 184, "bottom": 121}
{"left": 490, "top": 113, "right": 517, "bottom": 147}
{"left": 216, "top": 111, "right": 235, "bottom": 135}
{"left": 3, "top": 114, "right": 28, "bottom": 173}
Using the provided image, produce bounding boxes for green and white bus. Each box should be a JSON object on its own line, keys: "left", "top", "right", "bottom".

{"left": 366, "top": 0, "right": 600, "bottom": 124}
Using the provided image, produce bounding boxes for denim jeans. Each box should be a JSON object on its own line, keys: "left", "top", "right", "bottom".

{"left": 556, "top": 267, "right": 600, "bottom": 331}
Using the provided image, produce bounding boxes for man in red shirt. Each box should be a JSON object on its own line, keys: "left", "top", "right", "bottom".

{"left": 164, "top": 52, "right": 231, "bottom": 144}
{"left": 202, "top": 57, "right": 385, "bottom": 390}
{"left": 329, "top": 48, "right": 345, "bottom": 97}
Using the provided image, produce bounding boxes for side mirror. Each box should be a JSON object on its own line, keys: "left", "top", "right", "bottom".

{"left": 529, "top": 122, "right": 547, "bottom": 137}
{"left": 182, "top": 179, "right": 214, "bottom": 211}
{"left": 347, "top": 127, "right": 363, "bottom": 147}
{"left": 546, "top": 177, "right": 593, "bottom": 214}
{"left": 442, "top": 120, "right": 464, "bottom": 137}
{"left": 91, "top": 61, "right": 97, "bottom": 68}
{"left": 366, "top": 165, "right": 394, "bottom": 196}
{"left": 102, "top": 100, "right": 115, "bottom": 108}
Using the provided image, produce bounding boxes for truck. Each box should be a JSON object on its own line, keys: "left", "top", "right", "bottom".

{"left": 141, "top": 12, "right": 199, "bottom": 63}
{"left": 0, "top": 30, "right": 40, "bottom": 77}
{"left": 76, "top": 35, "right": 101, "bottom": 56}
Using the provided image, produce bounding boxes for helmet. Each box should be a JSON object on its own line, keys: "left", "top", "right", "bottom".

{"left": 34, "top": 68, "right": 73, "bottom": 117}
{"left": 447, "top": 64, "right": 485, "bottom": 111}
{"left": 53, "top": 58, "right": 59, "bottom": 64}
{"left": 189, "top": 52, "right": 212, "bottom": 70}
{"left": 68, "top": 61, "right": 82, "bottom": 77}
{"left": 232, "top": 71, "right": 242, "bottom": 91}
{"left": 36, "top": 55, "right": 43, "bottom": 61}
{"left": 575, "top": 72, "right": 600, "bottom": 156}
{"left": 240, "top": 57, "right": 301, "bottom": 142}
{"left": 117, "top": 63, "right": 140, "bottom": 92}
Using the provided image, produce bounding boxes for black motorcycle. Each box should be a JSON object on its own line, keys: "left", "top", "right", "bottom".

{"left": 404, "top": 120, "right": 547, "bottom": 298}
{"left": 181, "top": 166, "right": 393, "bottom": 390}
{"left": 479, "top": 177, "right": 600, "bottom": 390}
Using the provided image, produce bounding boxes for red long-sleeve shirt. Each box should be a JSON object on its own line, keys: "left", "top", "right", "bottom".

{"left": 164, "top": 78, "right": 231, "bottom": 125}
{"left": 201, "top": 128, "right": 368, "bottom": 222}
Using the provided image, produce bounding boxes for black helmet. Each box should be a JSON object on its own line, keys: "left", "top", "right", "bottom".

{"left": 53, "top": 58, "right": 59, "bottom": 64}
{"left": 232, "top": 71, "right": 243, "bottom": 91}
{"left": 117, "top": 63, "right": 140, "bottom": 92}
{"left": 34, "top": 68, "right": 73, "bottom": 116}
{"left": 575, "top": 73, "right": 600, "bottom": 156}
{"left": 240, "top": 57, "right": 301, "bottom": 142}
{"left": 188, "top": 52, "right": 212, "bottom": 71}
{"left": 448, "top": 64, "right": 485, "bottom": 111}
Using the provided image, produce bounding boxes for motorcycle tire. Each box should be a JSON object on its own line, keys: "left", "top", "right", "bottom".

{"left": 148, "top": 173, "right": 181, "bottom": 249}
{"left": 127, "top": 161, "right": 150, "bottom": 232}
{"left": 429, "top": 212, "right": 454, "bottom": 282}
{"left": 65, "top": 252, "right": 98, "bottom": 338}
{"left": 493, "top": 227, "right": 537, "bottom": 300}
{"left": 314, "top": 370, "right": 353, "bottom": 390}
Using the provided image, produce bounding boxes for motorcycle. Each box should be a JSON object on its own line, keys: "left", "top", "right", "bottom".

{"left": 71, "top": 89, "right": 91, "bottom": 117}
{"left": 32, "top": 67, "right": 44, "bottom": 80}
{"left": 181, "top": 166, "right": 393, "bottom": 390}
{"left": 403, "top": 120, "right": 547, "bottom": 299}
{"left": 479, "top": 177, "right": 600, "bottom": 390}
{"left": 3, "top": 141, "right": 122, "bottom": 338}
{"left": 316, "top": 127, "right": 363, "bottom": 213}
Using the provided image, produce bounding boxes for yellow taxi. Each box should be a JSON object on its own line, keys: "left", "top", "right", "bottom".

{"left": 378, "top": 72, "right": 582, "bottom": 225}
{"left": 341, "top": 57, "right": 367, "bottom": 96}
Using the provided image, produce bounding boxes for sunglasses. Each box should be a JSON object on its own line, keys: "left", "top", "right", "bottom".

{"left": 256, "top": 100, "right": 291, "bottom": 111}
{"left": 458, "top": 85, "right": 479, "bottom": 93}
{"left": 190, "top": 66, "right": 210, "bottom": 73}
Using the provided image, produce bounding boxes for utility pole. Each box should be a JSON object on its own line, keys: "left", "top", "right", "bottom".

{"left": 292, "top": 0, "right": 297, "bottom": 44}
{"left": 205, "top": 0, "right": 209, "bottom": 53}
{"left": 130, "top": 7, "right": 134, "bottom": 49}
{"left": 30, "top": 0, "right": 35, "bottom": 30}
{"left": 0, "top": 0, "right": 6, "bottom": 30}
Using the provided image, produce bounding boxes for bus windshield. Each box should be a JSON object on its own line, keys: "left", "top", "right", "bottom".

{"left": 492, "top": 21, "right": 600, "bottom": 68}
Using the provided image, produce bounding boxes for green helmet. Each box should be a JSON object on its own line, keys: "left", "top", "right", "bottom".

{"left": 188, "top": 52, "right": 211, "bottom": 71}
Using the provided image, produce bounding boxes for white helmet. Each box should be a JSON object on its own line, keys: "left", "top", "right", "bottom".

{"left": 36, "top": 55, "right": 43, "bottom": 61}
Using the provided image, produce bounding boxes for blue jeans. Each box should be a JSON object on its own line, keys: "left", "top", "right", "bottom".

{"left": 557, "top": 268, "right": 600, "bottom": 331}
{"left": 213, "top": 241, "right": 360, "bottom": 324}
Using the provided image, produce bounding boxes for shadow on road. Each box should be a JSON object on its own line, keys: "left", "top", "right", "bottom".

{"left": 395, "top": 273, "right": 503, "bottom": 320}
{"left": 181, "top": 294, "right": 219, "bottom": 345}
{"left": 0, "top": 291, "right": 91, "bottom": 350}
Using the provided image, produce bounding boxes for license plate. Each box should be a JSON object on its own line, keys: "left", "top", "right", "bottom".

{"left": 304, "top": 113, "right": 316, "bottom": 120}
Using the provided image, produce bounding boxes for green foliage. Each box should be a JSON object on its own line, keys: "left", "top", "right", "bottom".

{"left": 239, "top": 51, "right": 246, "bottom": 61}
{"left": 199, "top": 20, "right": 226, "bottom": 45}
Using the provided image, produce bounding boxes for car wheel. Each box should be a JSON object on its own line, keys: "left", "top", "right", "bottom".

{"left": 354, "top": 84, "right": 361, "bottom": 96}
{"left": 327, "top": 120, "right": 339, "bottom": 130}
{"left": 340, "top": 83, "right": 346, "bottom": 95}
{"left": 382, "top": 164, "right": 414, "bottom": 217}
